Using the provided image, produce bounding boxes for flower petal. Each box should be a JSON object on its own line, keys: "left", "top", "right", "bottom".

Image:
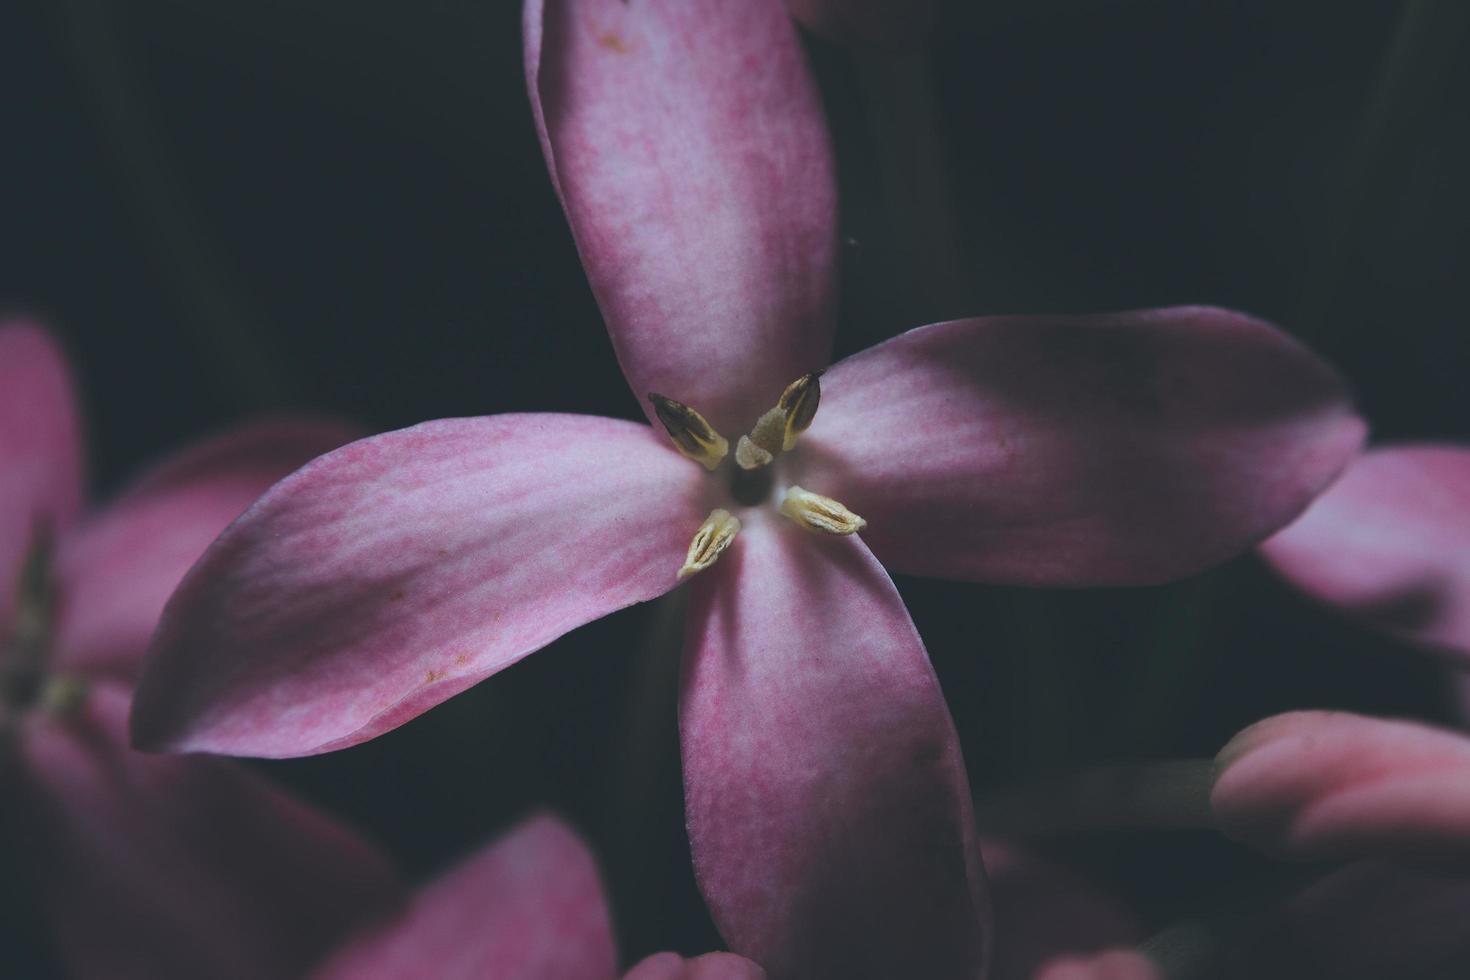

{"left": 311, "top": 814, "right": 617, "bottom": 980}
{"left": 680, "top": 517, "right": 988, "bottom": 979}
{"left": 1033, "top": 951, "right": 1161, "bottom": 980}
{"left": 785, "top": 0, "right": 937, "bottom": 49}
{"left": 625, "top": 952, "right": 767, "bottom": 980}
{"left": 131, "top": 414, "right": 709, "bottom": 758}
{"left": 0, "top": 321, "right": 83, "bottom": 627}
{"left": 981, "top": 840, "right": 1141, "bottom": 980}
{"left": 1212, "top": 710, "right": 1470, "bottom": 862}
{"left": 14, "top": 683, "right": 402, "bottom": 980}
{"left": 1260, "top": 445, "right": 1470, "bottom": 661}
{"left": 53, "top": 417, "right": 360, "bottom": 680}
{"left": 525, "top": 0, "right": 837, "bottom": 435}
{"left": 794, "top": 307, "right": 1364, "bottom": 586}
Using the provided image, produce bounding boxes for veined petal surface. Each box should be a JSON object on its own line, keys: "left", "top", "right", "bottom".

{"left": 1260, "top": 445, "right": 1470, "bottom": 660}
{"left": 132, "top": 414, "right": 708, "bottom": 757}
{"left": 14, "top": 684, "right": 401, "bottom": 980}
{"left": 795, "top": 308, "right": 1364, "bottom": 586}
{"left": 526, "top": 0, "right": 837, "bottom": 435}
{"left": 311, "top": 815, "right": 617, "bottom": 980}
{"left": 680, "top": 517, "right": 988, "bottom": 979}
{"left": 55, "top": 418, "right": 359, "bottom": 679}
{"left": 0, "top": 322, "right": 83, "bottom": 627}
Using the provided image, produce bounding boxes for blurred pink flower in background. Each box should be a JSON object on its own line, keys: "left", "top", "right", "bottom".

{"left": 0, "top": 321, "right": 394, "bottom": 979}
{"left": 129, "top": 1, "right": 1363, "bottom": 975}
{"left": 1260, "top": 445, "right": 1470, "bottom": 661}
{"left": 1211, "top": 709, "right": 1470, "bottom": 863}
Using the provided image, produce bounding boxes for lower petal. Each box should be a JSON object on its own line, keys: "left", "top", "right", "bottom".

{"left": 14, "top": 684, "right": 402, "bottom": 980}
{"left": 311, "top": 815, "right": 617, "bottom": 980}
{"left": 680, "top": 518, "right": 988, "bottom": 979}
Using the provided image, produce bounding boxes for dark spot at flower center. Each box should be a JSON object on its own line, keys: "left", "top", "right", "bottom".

{"left": 730, "top": 463, "right": 774, "bottom": 507}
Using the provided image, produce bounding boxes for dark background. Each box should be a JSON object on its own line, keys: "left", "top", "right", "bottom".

{"left": 3, "top": 0, "right": 1468, "bottom": 973}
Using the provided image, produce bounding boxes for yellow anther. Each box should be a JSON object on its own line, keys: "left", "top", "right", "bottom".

{"left": 779, "top": 486, "right": 867, "bottom": 536}
{"left": 734, "top": 434, "right": 774, "bottom": 470}
{"left": 777, "top": 371, "right": 822, "bottom": 451}
{"left": 648, "top": 394, "right": 729, "bottom": 470}
{"left": 678, "top": 509, "right": 742, "bottom": 581}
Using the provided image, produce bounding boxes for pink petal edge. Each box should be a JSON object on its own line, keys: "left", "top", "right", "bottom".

{"left": 55, "top": 416, "right": 361, "bottom": 679}
{"left": 624, "top": 952, "right": 768, "bottom": 980}
{"left": 312, "top": 814, "right": 616, "bottom": 980}
{"left": 131, "top": 414, "right": 710, "bottom": 758}
{"left": 680, "top": 516, "right": 989, "bottom": 979}
{"left": 1260, "top": 444, "right": 1470, "bottom": 661}
{"left": 526, "top": 0, "right": 837, "bottom": 436}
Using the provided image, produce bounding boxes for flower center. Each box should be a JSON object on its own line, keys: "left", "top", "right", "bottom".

{"left": 649, "top": 371, "right": 867, "bottom": 582}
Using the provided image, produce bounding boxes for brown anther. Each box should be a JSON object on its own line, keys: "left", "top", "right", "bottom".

{"left": 777, "top": 371, "right": 822, "bottom": 451}
{"left": 647, "top": 393, "right": 729, "bottom": 470}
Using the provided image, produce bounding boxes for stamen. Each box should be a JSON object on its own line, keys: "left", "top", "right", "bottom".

{"left": 678, "top": 509, "right": 741, "bottom": 581}
{"left": 777, "top": 371, "right": 822, "bottom": 451}
{"left": 647, "top": 393, "right": 728, "bottom": 470}
{"left": 779, "top": 486, "right": 867, "bottom": 536}
{"left": 734, "top": 434, "right": 773, "bottom": 470}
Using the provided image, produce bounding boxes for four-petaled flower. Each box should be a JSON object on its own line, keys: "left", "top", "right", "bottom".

{"left": 132, "top": 2, "right": 1363, "bottom": 976}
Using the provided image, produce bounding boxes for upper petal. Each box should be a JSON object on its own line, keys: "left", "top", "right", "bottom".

{"left": 14, "top": 684, "right": 402, "bottom": 980}
{"left": 0, "top": 321, "right": 83, "bottom": 628}
{"left": 525, "top": 0, "right": 837, "bottom": 435}
{"left": 1212, "top": 710, "right": 1470, "bottom": 862}
{"left": 131, "top": 414, "right": 709, "bottom": 758}
{"left": 54, "top": 417, "right": 361, "bottom": 680}
{"left": 680, "top": 518, "right": 989, "bottom": 979}
{"left": 311, "top": 814, "right": 618, "bottom": 980}
{"left": 794, "top": 307, "right": 1365, "bottom": 586}
{"left": 1259, "top": 445, "right": 1470, "bottom": 661}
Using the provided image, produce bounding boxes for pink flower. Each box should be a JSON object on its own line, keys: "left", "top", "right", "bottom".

{"left": 1211, "top": 709, "right": 1470, "bottom": 862}
{"left": 1260, "top": 444, "right": 1470, "bottom": 661}
{"left": 1031, "top": 950, "right": 1161, "bottom": 980}
{"left": 132, "top": 2, "right": 1361, "bottom": 975}
{"left": 0, "top": 321, "right": 394, "bottom": 979}
{"left": 312, "top": 813, "right": 764, "bottom": 980}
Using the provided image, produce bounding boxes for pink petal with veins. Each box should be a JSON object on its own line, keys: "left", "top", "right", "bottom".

{"left": 680, "top": 517, "right": 988, "bottom": 979}
{"left": 54, "top": 417, "right": 360, "bottom": 680}
{"left": 1260, "top": 445, "right": 1470, "bottom": 661}
{"left": 312, "top": 814, "right": 617, "bottom": 980}
{"left": 1212, "top": 710, "right": 1470, "bottom": 862}
{"left": 526, "top": 0, "right": 837, "bottom": 436}
{"left": 1033, "top": 950, "right": 1161, "bottom": 980}
{"left": 0, "top": 322, "right": 83, "bottom": 628}
{"left": 796, "top": 307, "right": 1364, "bottom": 586}
{"left": 625, "top": 952, "right": 767, "bottom": 980}
{"left": 14, "top": 684, "right": 401, "bottom": 980}
{"left": 132, "top": 414, "right": 709, "bottom": 758}
{"left": 785, "top": 0, "right": 937, "bottom": 49}
{"left": 981, "top": 840, "right": 1141, "bottom": 980}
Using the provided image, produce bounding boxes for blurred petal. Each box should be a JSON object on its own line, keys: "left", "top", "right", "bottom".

{"left": 132, "top": 414, "right": 708, "bottom": 758}
{"left": 14, "top": 684, "right": 401, "bottom": 980}
{"left": 981, "top": 840, "right": 1141, "bottom": 980}
{"left": 1212, "top": 710, "right": 1470, "bottom": 861}
{"left": 1260, "top": 445, "right": 1470, "bottom": 661}
{"left": 526, "top": 0, "right": 837, "bottom": 435}
{"left": 54, "top": 417, "right": 360, "bottom": 679}
{"left": 793, "top": 307, "right": 1364, "bottom": 586}
{"left": 680, "top": 517, "right": 988, "bottom": 979}
{"left": 1228, "top": 861, "right": 1470, "bottom": 979}
{"left": 785, "top": 0, "right": 937, "bottom": 49}
{"left": 312, "top": 815, "right": 617, "bottom": 980}
{"left": 1033, "top": 950, "right": 1161, "bottom": 980}
{"left": 625, "top": 952, "right": 767, "bottom": 980}
{"left": 0, "top": 321, "right": 83, "bottom": 626}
